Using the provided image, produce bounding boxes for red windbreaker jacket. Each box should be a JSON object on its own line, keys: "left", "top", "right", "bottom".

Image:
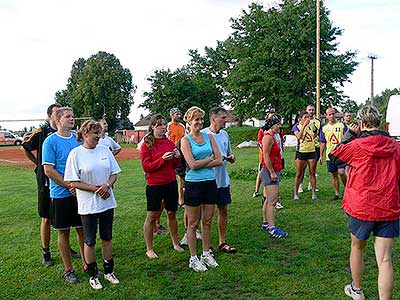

{"left": 330, "top": 131, "right": 400, "bottom": 221}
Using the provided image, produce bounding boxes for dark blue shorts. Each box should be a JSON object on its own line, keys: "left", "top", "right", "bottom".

{"left": 348, "top": 216, "right": 400, "bottom": 240}
{"left": 326, "top": 161, "right": 346, "bottom": 173}
{"left": 216, "top": 186, "right": 232, "bottom": 206}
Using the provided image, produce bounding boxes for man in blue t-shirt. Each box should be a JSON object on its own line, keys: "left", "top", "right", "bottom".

{"left": 42, "top": 107, "right": 84, "bottom": 284}
{"left": 202, "top": 107, "right": 237, "bottom": 254}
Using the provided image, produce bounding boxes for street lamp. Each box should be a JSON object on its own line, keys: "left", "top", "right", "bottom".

{"left": 96, "top": 102, "right": 106, "bottom": 116}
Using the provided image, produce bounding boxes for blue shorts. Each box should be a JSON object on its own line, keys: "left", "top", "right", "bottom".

{"left": 326, "top": 161, "right": 346, "bottom": 173}
{"left": 216, "top": 186, "right": 232, "bottom": 206}
{"left": 260, "top": 168, "right": 281, "bottom": 186}
{"left": 348, "top": 216, "right": 400, "bottom": 240}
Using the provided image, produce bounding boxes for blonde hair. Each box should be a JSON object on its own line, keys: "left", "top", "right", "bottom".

{"left": 356, "top": 105, "right": 381, "bottom": 128}
{"left": 77, "top": 120, "right": 101, "bottom": 142}
{"left": 143, "top": 114, "right": 167, "bottom": 148}
{"left": 55, "top": 107, "right": 73, "bottom": 121}
{"left": 183, "top": 106, "right": 205, "bottom": 123}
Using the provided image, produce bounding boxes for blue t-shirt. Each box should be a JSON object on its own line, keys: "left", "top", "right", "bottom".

{"left": 185, "top": 133, "right": 215, "bottom": 182}
{"left": 42, "top": 132, "right": 82, "bottom": 198}
{"left": 202, "top": 128, "right": 231, "bottom": 188}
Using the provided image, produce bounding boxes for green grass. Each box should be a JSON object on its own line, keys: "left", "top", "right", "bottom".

{"left": 0, "top": 147, "right": 399, "bottom": 300}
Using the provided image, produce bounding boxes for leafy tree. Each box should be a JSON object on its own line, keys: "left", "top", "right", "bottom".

{"left": 338, "top": 99, "right": 360, "bottom": 114}
{"left": 141, "top": 66, "right": 224, "bottom": 125}
{"left": 367, "top": 88, "right": 400, "bottom": 128}
{"left": 55, "top": 51, "right": 136, "bottom": 131}
{"left": 192, "top": 1, "right": 358, "bottom": 126}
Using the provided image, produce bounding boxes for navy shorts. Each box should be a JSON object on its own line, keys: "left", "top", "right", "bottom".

{"left": 295, "top": 151, "right": 316, "bottom": 161}
{"left": 51, "top": 196, "right": 82, "bottom": 230}
{"left": 146, "top": 181, "right": 178, "bottom": 212}
{"left": 216, "top": 186, "right": 232, "bottom": 206}
{"left": 81, "top": 209, "right": 114, "bottom": 246}
{"left": 184, "top": 180, "right": 217, "bottom": 207}
{"left": 260, "top": 168, "right": 281, "bottom": 186}
{"left": 349, "top": 216, "right": 400, "bottom": 240}
{"left": 327, "top": 161, "right": 346, "bottom": 173}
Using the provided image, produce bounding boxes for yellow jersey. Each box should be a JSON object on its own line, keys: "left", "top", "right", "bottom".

{"left": 310, "top": 118, "right": 321, "bottom": 147}
{"left": 292, "top": 123, "right": 316, "bottom": 153}
{"left": 320, "top": 121, "right": 348, "bottom": 161}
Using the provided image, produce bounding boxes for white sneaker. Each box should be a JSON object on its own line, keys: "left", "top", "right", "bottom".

{"left": 344, "top": 283, "right": 365, "bottom": 300}
{"left": 104, "top": 272, "right": 120, "bottom": 284}
{"left": 200, "top": 254, "right": 219, "bottom": 268}
{"left": 275, "top": 201, "right": 284, "bottom": 209}
{"left": 89, "top": 276, "right": 103, "bottom": 290}
{"left": 298, "top": 184, "right": 304, "bottom": 193}
{"left": 180, "top": 233, "right": 188, "bottom": 246}
{"left": 196, "top": 229, "right": 202, "bottom": 240}
{"left": 307, "top": 182, "right": 312, "bottom": 191}
{"left": 189, "top": 256, "right": 207, "bottom": 272}
{"left": 252, "top": 191, "right": 259, "bottom": 198}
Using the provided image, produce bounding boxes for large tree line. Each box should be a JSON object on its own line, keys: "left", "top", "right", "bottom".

{"left": 58, "top": 1, "right": 395, "bottom": 131}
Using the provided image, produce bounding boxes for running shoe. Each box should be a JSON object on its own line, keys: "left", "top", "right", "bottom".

{"left": 189, "top": 256, "right": 207, "bottom": 272}
{"left": 275, "top": 201, "right": 283, "bottom": 209}
{"left": 344, "top": 283, "right": 365, "bottom": 300}
{"left": 293, "top": 194, "right": 299, "bottom": 201}
{"left": 269, "top": 226, "right": 288, "bottom": 239}
{"left": 298, "top": 184, "right": 304, "bottom": 193}
{"left": 332, "top": 194, "right": 341, "bottom": 200}
{"left": 261, "top": 223, "right": 270, "bottom": 231}
{"left": 70, "top": 248, "right": 81, "bottom": 259}
{"left": 157, "top": 224, "right": 169, "bottom": 236}
{"left": 104, "top": 272, "right": 120, "bottom": 284}
{"left": 179, "top": 232, "right": 188, "bottom": 246}
{"left": 252, "top": 191, "right": 259, "bottom": 198}
{"left": 89, "top": 276, "right": 103, "bottom": 290}
{"left": 42, "top": 251, "right": 54, "bottom": 267}
{"left": 196, "top": 229, "right": 202, "bottom": 240}
{"left": 200, "top": 254, "right": 219, "bottom": 268}
{"left": 311, "top": 194, "right": 318, "bottom": 200}
{"left": 64, "top": 270, "right": 78, "bottom": 284}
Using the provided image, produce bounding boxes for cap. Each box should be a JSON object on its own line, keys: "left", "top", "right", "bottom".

{"left": 170, "top": 108, "right": 181, "bottom": 115}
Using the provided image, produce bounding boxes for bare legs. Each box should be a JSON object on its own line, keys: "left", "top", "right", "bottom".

{"left": 186, "top": 205, "right": 214, "bottom": 256}
{"left": 57, "top": 228, "right": 85, "bottom": 271}
{"left": 144, "top": 211, "right": 159, "bottom": 258}
{"left": 41, "top": 218, "right": 51, "bottom": 250}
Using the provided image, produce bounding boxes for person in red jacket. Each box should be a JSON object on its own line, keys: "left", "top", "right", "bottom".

{"left": 330, "top": 105, "right": 400, "bottom": 300}
{"left": 140, "top": 114, "right": 184, "bottom": 259}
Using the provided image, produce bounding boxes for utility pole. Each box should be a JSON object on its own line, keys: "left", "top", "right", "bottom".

{"left": 316, "top": 0, "right": 321, "bottom": 118}
{"left": 368, "top": 54, "right": 377, "bottom": 105}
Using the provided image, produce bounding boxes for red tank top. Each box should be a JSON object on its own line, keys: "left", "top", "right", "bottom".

{"left": 261, "top": 132, "right": 283, "bottom": 172}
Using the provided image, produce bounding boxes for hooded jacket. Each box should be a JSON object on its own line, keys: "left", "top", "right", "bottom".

{"left": 330, "top": 130, "right": 400, "bottom": 221}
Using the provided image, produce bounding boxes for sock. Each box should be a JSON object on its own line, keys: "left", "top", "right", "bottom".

{"left": 190, "top": 255, "right": 197, "bottom": 261}
{"left": 351, "top": 282, "right": 362, "bottom": 292}
{"left": 103, "top": 258, "right": 114, "bottom": 275}
{"left": 87, "top": 262, "right": 98, "bottom": 278}
{"left": 42, "top": 247, "right": 50, "bottom": 253}
{"left": 202, "top": 251, "right": 210, "bottom": 257}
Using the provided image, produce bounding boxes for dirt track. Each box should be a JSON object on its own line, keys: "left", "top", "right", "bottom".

{"left": 0, "top": 146, "right": 140, "bottom": 168}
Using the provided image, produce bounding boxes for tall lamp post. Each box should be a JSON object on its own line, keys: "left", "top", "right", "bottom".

{"left": 368, "top": 54, "right": 378, "bottom": 105}
{"left": 96, "top": 102, "right": 106, "bottom": 116}
{"left": 316, "top": 0, "right": 321, "bottom": 118}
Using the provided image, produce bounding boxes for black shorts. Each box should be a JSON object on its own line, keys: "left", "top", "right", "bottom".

{"left": 146, "top": 181, "right": 178, "bottom": 212}
{"left": 51, "top": 196, "right": 82, "bottom": 230}
{"left": 184, "top": 180, "right": 217, "bottom": 207}
{"left": 81, "top": 209, "right": 114, "bottom": 246}
{"left": 295, "top": 151, "right": 316, "bottom": 161}
{"left": 38, "top": 186, "right": 51, "bottom": 219}
{"left": 216, "top": 186, "right": 232, "bottom": 206}
{"left": 315, "top": 147, "right": 321, "bottom": 161}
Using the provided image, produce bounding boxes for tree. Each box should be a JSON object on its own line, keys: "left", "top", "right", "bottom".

{"left": 192, "top": 1, "right": 358, "bottom": 125}
{"left": 141, "top": 65, "right": 224, "bottom": 125}
{"left": 367, "top": 88, "right": 400, "bottom": 128}
{"left": 55, "top": 51, "right": 136, "bottom": 131}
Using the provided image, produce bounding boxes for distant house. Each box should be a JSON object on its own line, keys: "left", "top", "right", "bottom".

{"left": 226, "top": 110, "right": 240, "bottom": 128}
{"left": 243, "top": 117, "right": 265, "bottom": 128}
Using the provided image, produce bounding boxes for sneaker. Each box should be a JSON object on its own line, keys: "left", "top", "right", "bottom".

{"left": 261, "top": 223, "right": 270, "bottom": 231}
{"left": 189, "top": 256, "right": 207, "bottom": 272}
{"left": 70, "top": 248, "right": 81, "bottom": 259}
{"left": 63, "top": 270, "right": 78, "bottom": 284}
{"left": 200, "top": 254, "right": 219, "bottom": 268}
{"left": 104, "top": 272, "right": 120, "bottom": 284}
{"left": 275, "top": 201, "right": 283, "bottom": 209}
{"left": 196, "top": 229, "right": 202, "bottom": 240}
{"left": 261, "top": 196, "right": 267, "bottom": 206}
{"left": 332, "top": 194, "right": 341, "bottom": 200}
{"left": 252, "top": 191, "right": 259, "bottom": 198}
{"left": 298, "top": 184, "right": 304, "bottom": 193}
{"left": 269, "top": 226, "right": 288, "bottom": 239}
{"left": 293, "top": 194, "right": 299, "bottom": 201}
{"left": 180, "top": 233, "right": 188, "bottom": 246}
{"left": 42, "top": 251, "right": 54, "bottom": 267}
{"left": 311, "top": 194, "right": 317, "bottom": 200}
{"left": 344, "top": 283, "right": 365, "bottom": 300}
{"left": 307, "top": 182, "right": 312, "bottom": 191}
{"left": 157, "top": 224, "right": 169, "bottom": 236}
{"left": 89, "top": 276, "right": 103, "bottom": 290}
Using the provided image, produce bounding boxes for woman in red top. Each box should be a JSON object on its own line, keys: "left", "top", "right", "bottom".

{"left": 140, "top": 114, "right": 184, "bottom": 258}
{"left": 330, "top": 105, "right": 400, "bottom": 300}
{"left": 261, "top": 114, "right": 287, "bottom": 239}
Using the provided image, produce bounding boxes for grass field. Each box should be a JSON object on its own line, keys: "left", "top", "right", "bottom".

{"left": 0, "top": 146, "right": 399, "bottom": 300}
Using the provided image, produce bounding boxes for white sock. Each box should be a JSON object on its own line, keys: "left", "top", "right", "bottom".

{"left": 202, "top": 251, "right": 210, "bottom": 257}
{"left": 190, "top": 255, "right": 197, "bottom": 261}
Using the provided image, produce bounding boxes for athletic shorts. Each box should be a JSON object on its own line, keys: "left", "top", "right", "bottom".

{"left": 216, "top": 186, "right": 232, "bottom": 206}
{"left": 146, "top": 181, "right": 178, "bottom": 212}
{"left": 260, "top": 168, "right": 281, "bottom": 186}
{"left": 184, "top": 180, "right": 217, "bottom": 207}
{"left": 348, "top": 216, "right": 400, "bottom": 240}
{"left": 295, "top": 151, "right": 316, "bottom": 160}
{"left": 326, "top": 161, "right": 346, "bottom": 173}
{"left": 51, "top": 196, "right": 82, "bottom": 230}
{"left": 38, "top": 186, "right": 51, "bottom": 219}
{"left": 81, "top": 209, "right": 114, "bottom": 246}
{"left": 315, "top": 147, "right": 321, "bottom": 161}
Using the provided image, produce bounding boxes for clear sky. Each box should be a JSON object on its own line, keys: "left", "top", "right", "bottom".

{"left": 1, "top": 0, "right": 399, "bottom": 131}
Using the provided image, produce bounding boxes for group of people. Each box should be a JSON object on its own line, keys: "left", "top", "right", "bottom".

{"left": 22, "top": 102, "right": 399, "bottom": 299}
